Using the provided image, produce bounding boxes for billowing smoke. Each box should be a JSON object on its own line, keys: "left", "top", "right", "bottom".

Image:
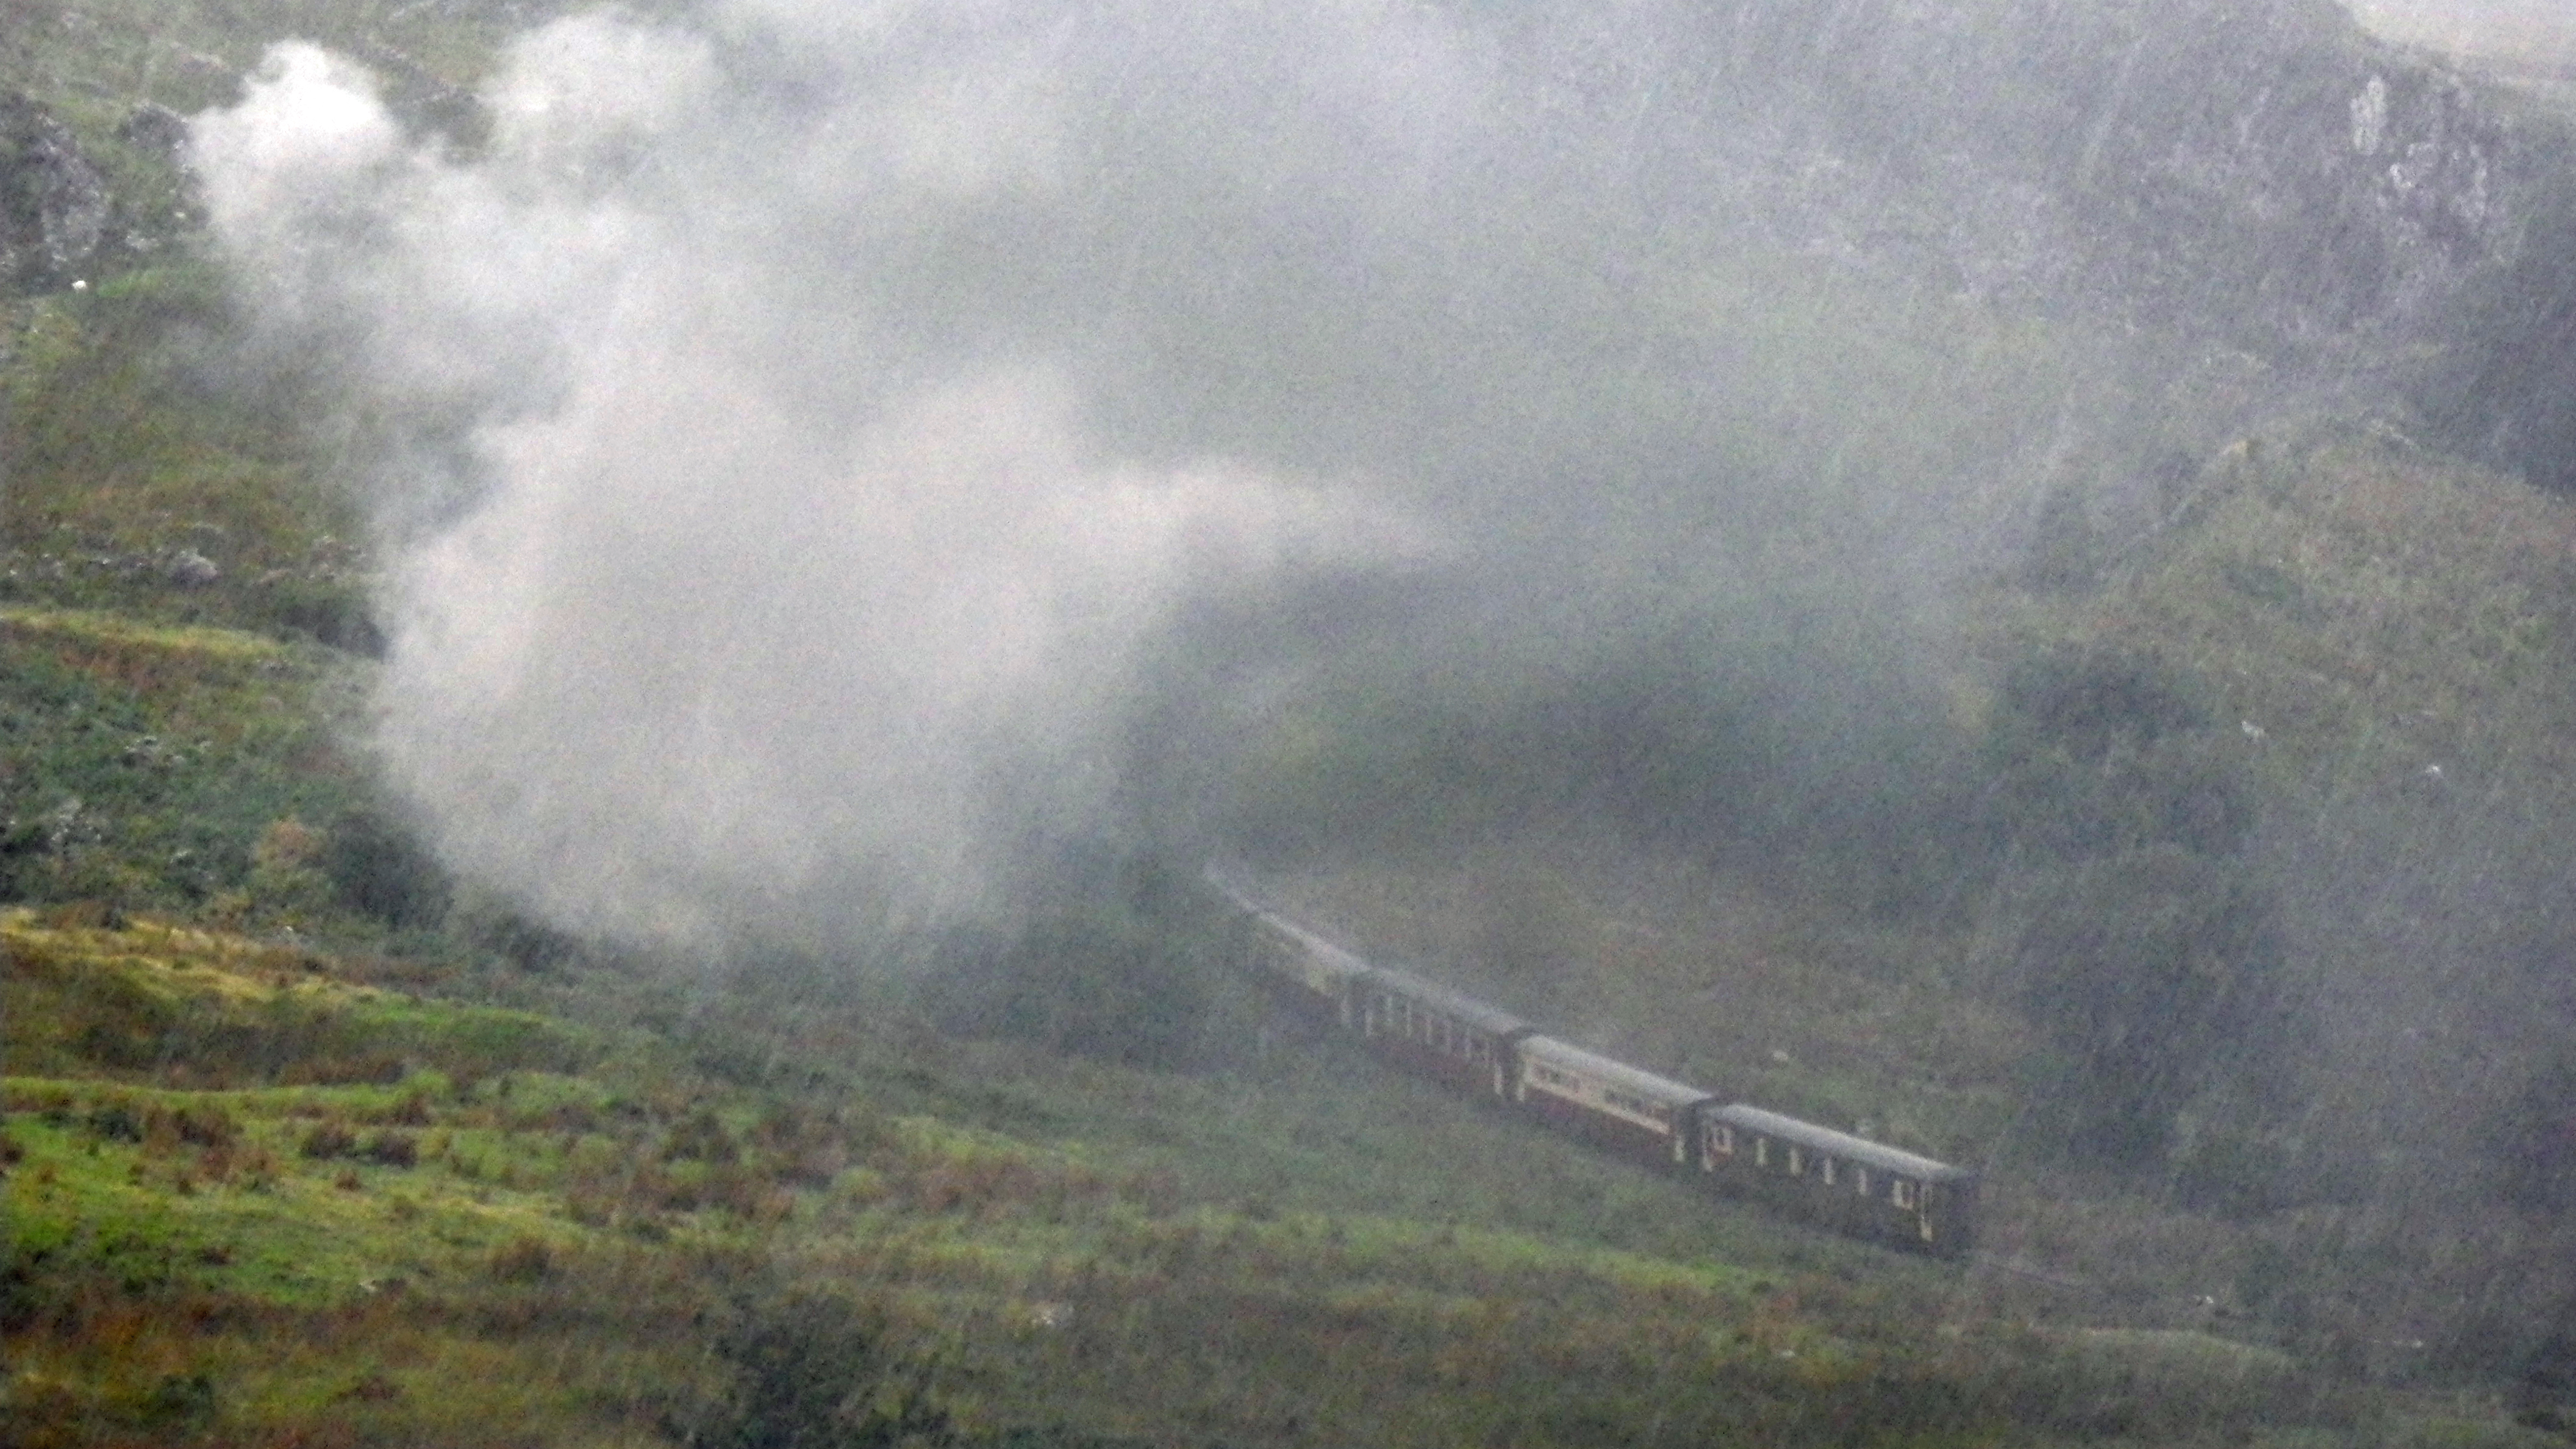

{"left": 188, "top": 8, "right": 1471, "bottom": 945}
{"left": 187, "top": 0, "right": 2086, "bottom": 950}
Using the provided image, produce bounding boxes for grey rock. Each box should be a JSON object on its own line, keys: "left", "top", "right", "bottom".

{"left": 116, "top": 102, "right": 189, "bottom": 160}
{"left": 165, "top": 549, "right": 221, "bottom": 587}
{"left": 0, "top": 91, "right": 107, "bottom": 291}
{"left": 1631, "top": 0, "right": 2576, "bottom": 490}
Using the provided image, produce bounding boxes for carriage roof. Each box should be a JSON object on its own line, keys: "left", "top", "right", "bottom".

{"left": 1362, "top": 963, "right": 1534, "bottom": 1037}
{"left": 1515, "top": 1035, "right": 1717, "bottom": 1110}
{"left": 1712, "top": 1105, "right": 1975, "bottom": 1182}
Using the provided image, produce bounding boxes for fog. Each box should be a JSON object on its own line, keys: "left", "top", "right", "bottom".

{"left": 189, "top": 0, "right": 2069, "bottom": 948}
{"left": 2350, "top": 0, "right": 2576, "bottom": 60}
{"left": 191, "top": 8, "right": 1488, "bottom": 943}
{"left": 163, "top": 0, "right": 2576, "bottom": 1407}
{"left": 188, "top": 0, "right": 2575, "bottom": 976}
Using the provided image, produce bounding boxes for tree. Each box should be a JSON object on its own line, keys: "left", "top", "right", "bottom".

{"left": 689, "top": 1290, "right": 953, "bottom": 1449}
{"left": 2012, "top": 845, "right": 2287, "bottom": 1168}
{"left": 1980, "top": 646, "right": 2292, "bottom": 1173}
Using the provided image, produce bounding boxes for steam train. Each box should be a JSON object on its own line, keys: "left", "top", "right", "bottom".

{"left": 1205, "top": 867, "right": 1980, "bottom": 1256}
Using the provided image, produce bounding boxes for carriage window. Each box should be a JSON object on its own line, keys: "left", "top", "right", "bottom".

{"left": 1820, "top": 1157, "right": 1836, "bottom": 1186}
{"left": 1854, "top": 1168, "right": 1869, "bottom": 1197}
{"left": 1891, "top": 1180, "right": 1915, "bottom": 1209}
{"left": 1754, "top": 1138, "right": 1768, "bottom": 1168}
{"left": 1709, "top": 1125, "right": 1734, "bottom": 1155}
{"left": 1787, "top": 1147, "right": 1804, "bottom": 1176}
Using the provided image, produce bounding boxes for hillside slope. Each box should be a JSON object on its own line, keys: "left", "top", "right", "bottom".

{"left": 5, "top": 0, "right": 2576, "bottom": 1444}
{"left": 12, "top": 881, "right": 2553, "bottom": 1449}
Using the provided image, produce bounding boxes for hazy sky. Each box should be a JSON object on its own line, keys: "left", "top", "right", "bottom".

{"left": 2348, "top": 0, "right": 2576, "bottom": 59}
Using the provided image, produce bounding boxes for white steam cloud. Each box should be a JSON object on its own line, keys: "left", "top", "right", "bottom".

{"left": 191, "top": 9, "right": 1444, "bottom": 946}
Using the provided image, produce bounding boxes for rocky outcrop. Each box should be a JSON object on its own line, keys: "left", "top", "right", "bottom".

{"left": 0, "top": 91, "right": 107, "bottom": 290}
{"left": 115, "top": 102, "right": 190, "bottom": 162}
{"left": 1641, "top": 0, "right": 2576, "bottom": 489}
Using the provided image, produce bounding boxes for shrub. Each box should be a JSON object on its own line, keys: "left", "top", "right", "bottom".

{"left": 2012, "top": 846, "right": 2291, "bottom": 1168}
{"left": 928, "top": 906, "right": 1211, "bottom": 1071}
{"left": 299, "top": 1120, "right": 359, "bottom": 1160}
{"left": 378, "top": 1090, "right": 435, "bottom": 1128}
{"left": 141, "top": 1102, "right": 238, "bottom": 1150}
{"left": 85, "top": 1099, "right": 145, "bottom": 1142}
{"left": 662, "top": 1109, "right": 739, "bottom": 1165}
{"left": 488, "top": 1236, "right": 554, "bottom": 1283}
{"left": 360, "top": 1131, "right": 418, "bottom": 1168}
{"left": 687, "top": 1288, "right": 953, "bottom": 1449}
{"left": 320, "top": 801, "right": 451, "bottom": 929}
{"left": 130, "top": 1371, "right": 218, "bottom": 1431}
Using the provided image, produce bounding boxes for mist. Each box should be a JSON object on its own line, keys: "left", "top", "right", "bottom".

{"left": 187, "top": 0, "right": 2576, "bottom": 963}
{"left": 187, "top": 0, "right": 2044, "bottom": 950}
{"left": 2351, "top": 0, "right": 2576, "bottom": 59}
{"left": 190, "top": 7, "right": 1493, "bottom": 945}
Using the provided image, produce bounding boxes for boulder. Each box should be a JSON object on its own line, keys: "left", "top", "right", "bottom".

{"left": 0, "top": 91, "right": 106, "bottom": 292}
{"left": 164, "top": 549, "right": 221, "bottom": 587}
{"left": 115, "top": 102, "right": 190, "bottom": 162}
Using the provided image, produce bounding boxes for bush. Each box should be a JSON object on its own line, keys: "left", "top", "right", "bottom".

{"left": 299, "top": 1120, "right": 359, "bottom": 1160}
{"left": 1984, "top": 645, "right": 2254, "bottom": 860}
{"left": 488, "top": 1236, "right": 554, "bottom": 1284}
{"left": 84, "top": 1099, "right": 145, "bottom": 1142}
{"left": 360, "top": 1131, "right": 418, "bottom": 1168}
{"left": 925, "top": 860, "right": 1215, "bottom": 1071}
{"left": 685, "top": 1288, "right": 952, "bottom": 1449}
{"left": 320, "top": 801, "right": 451, "bottom": 930}
{"left": 2012, "top": 846, "right": 2289, "bottom": 1168}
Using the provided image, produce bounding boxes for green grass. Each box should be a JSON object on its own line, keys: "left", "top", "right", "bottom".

{"left": 2, "top": 2, "right": 2572, "bottom": 1439}
{"left": 4, "top": 903, "right": 2442, "bottom": 1448}
{"left": 1976, "top": 428, "right": 2576, "bottom": 796}
{"left": 1, "top": 272, "right": 377, "bottom": 643}
{"left": 0, "top": 607, "right": 393, "bottom": 926}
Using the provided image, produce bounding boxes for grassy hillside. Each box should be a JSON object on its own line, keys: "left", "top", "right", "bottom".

{"left": 1256, "top": 420, "right": 2576, "bottom": 1415}
{"left": 5, "top": 0, "right": 2576, "bottom": 1443}
{"left": 15, "top": 891, "right": 2554, "bottom": 1448}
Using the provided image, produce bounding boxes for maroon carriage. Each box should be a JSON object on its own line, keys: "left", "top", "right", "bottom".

{"left": 1353, "top": 964, "right": 1534, "bottom": 1099}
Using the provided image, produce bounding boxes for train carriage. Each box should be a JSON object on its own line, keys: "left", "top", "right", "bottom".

{"left": 1512, "top": 1036, "right": 1718, "bottom": 1172}
{"left": 1704, "top": 1104, "right": 1980, "bottom": 1255}
{"left": 1207, "top": 868, "right": 1373, "bottom": 1026}
{"left": 1354, "top": 964, "right": 1534, "bottom": 1098}
{"left": 1204, "top": 864, "right": 1981, "bottom": 1256}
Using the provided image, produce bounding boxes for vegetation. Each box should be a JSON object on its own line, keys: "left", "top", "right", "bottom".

{"left": 16, "top": 901, "right": 2556, "bottom": 1448}
{"left": 5, "top": 0, "right": 2576, "bottom": 1443}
